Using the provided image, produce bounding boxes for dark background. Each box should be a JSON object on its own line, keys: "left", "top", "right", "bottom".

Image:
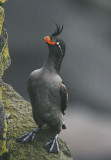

{"left": 3, "top": 0, "right": 111, "bottom": 159}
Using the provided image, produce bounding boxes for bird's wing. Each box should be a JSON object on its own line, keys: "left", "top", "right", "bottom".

{"left": 60, "top": 82, "right": 68, "bottom": 115}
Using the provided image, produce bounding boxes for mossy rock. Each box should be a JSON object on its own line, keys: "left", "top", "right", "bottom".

{"left": 0, "top": 2, "right": 11, "bottom": 156}
{"left": 0, "top": 80, "right": 72, "bottom": 160}
{"left": 0, "top": 0, "right": 6, "bottom": 5}
{"left": 0, "top": 101, "right": 5, "bottom": 138}
{"left": 0, "top": 5, "right": 11, "bottom": 79}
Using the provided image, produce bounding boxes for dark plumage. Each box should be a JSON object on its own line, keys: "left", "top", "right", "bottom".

{"left": 60, "top": 82, "right": 68, "bottom": 115}
{"left": 17, "top": 25, "right": 68, "bottom": 153}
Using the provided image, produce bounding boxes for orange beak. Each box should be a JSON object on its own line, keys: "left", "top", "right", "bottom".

{"left": 44, "top": 36, "right": 56, "bottom": 45}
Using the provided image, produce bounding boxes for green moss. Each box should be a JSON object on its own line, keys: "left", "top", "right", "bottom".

{"left": 0, "top": 4, "right": 11, "bottom": 156}
{"left": 0, "top": 54, "right": 4, "bottom": 79}
{"left": 0, "top": 81, "right": 72, "bottom": 160}
{"left": 0, "top": 120, "right": 8, "bottom": 156}
{"left": 0, "top": 6, "right": 11, "bottom": 80}
{"left": 0, "top": 6, "right": 4, "bottom": 36}
{"left": 0, "top": 0, "right": 6, "bottom": 4}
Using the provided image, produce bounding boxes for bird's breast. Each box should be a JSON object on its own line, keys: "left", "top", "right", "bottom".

{"left": 27, "top": 71, "right": 62, "bottom": 109}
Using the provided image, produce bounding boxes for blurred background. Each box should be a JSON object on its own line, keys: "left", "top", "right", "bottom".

{"left": 3, "top": 0, "right": 111, "bottom": 159}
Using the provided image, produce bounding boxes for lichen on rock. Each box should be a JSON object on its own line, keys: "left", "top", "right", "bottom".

{"left": 0, "top": 5, "right": 11, "bottom": 79}
{"left": 0, "top": 100, "right": 8, "bottom": 156}
{"left": 0, "top": 101, "right": 5, "bottom": 138}
{"left": 0, "top": 2, "right": 11, "bottom": 156}
{"left": 0, "top": 0, "right": 6, "bottom": 4}
{"left": 0, "top": 80, "right": 72, "bottom": 160}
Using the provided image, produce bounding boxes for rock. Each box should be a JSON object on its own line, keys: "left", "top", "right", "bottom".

{"left": 0, "top": 0, "right": 6, "bottom": 5}
{"left": 5, "top": 113, "right": 11, "bottom": 119}
{"left": 0, "top": 1, "right": 73, "bottom": 160}
{"left": 0, "top": 80, "right": 72, "bottom": 160}
{"left": 0, "top": 1, "right": 11, "bottom": 156}
{"left": 0, "top": 6, "right": 11, "bottom": 79}
{"left": 0, "top": 100, "right": 8, "bottom": 156}
{"left": 0, "top": 101, "right": 5, "bottom": 139}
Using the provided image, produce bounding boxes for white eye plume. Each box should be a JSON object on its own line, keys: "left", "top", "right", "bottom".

{"left": 56, "top": 42, "right": 59, "bottom": 45}
{"left": 56, "top": 42, "right": 62, "bottom": 53}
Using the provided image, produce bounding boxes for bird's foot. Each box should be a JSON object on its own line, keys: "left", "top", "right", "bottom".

{"left": 17, "top": 131, "right": 36, "bottom": 143}
{"left": 45, "top": 134, "right": 59, "bottom": 153}
{"left": 17, "top": 126, "right": 41, "bottom": 143}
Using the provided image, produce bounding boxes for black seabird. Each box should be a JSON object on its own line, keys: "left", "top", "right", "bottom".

{"left": 17, "top": 25, "right": 68, "bottom": 153}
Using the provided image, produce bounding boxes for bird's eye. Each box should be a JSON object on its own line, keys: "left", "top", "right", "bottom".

{"left": 56, "top": 42, "right": 59, "bottom": 45}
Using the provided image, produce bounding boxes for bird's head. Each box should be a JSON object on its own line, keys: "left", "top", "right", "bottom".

{"left": 44, "top": 25, "right": 66, "bottom": 58}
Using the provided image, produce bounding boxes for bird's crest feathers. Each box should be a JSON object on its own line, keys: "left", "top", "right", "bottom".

{"left": 51, "top": 24, "right": 63, "bottom": 37}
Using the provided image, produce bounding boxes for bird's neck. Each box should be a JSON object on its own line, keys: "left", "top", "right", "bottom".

{"left": 43, "top": 51, "right": 62, "bottom": 74}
